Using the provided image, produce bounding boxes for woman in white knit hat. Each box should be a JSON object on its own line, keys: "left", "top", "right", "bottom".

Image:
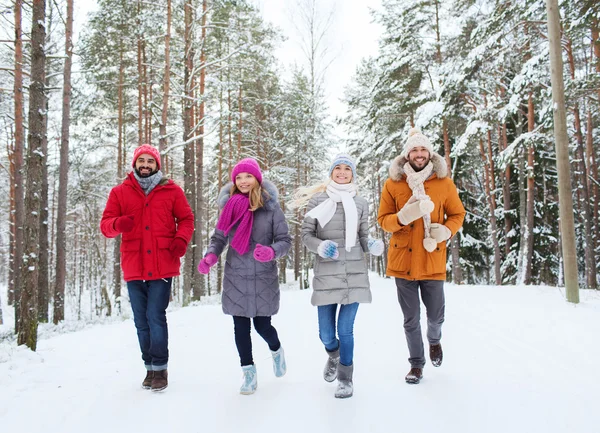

{"left": 294, "top": 153, "right": 384, "bottom": 399}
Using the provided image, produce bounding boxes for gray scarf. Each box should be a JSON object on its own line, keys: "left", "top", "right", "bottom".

{"left": 134, "top": 170, "right": 163, "bottom": 195}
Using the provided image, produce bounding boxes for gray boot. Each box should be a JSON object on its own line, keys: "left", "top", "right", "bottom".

{"left": 323, "top": 348, "right": 340, "bottom": 382}
{"left": 334, "top": 363, "right": 353, "bottom": 398}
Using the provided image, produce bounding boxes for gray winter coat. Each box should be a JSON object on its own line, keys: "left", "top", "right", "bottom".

{"left": 301, "top": 192, "right": 372, "bottom": 306}
{"left": 206, "top": 180, "right": 291, "bottom": 318}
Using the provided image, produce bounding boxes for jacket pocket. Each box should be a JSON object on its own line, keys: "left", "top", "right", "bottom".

{"left": 121, "top": 239, "right": 142, "bottom": 276}
{"left": 389, "top": 230, "right": 411, "bottom": 273}
{"left": 156, "top": 237, "right": 179, "bottom": 275}
{"left": 425, "top": 242, "right": 447, "bottom": 275}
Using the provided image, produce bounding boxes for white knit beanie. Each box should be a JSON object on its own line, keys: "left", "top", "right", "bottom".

{"left": 402, "top": 127, "right": 433, "bottom": 158}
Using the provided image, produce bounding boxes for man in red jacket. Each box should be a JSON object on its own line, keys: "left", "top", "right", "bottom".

{"left": 101, "top": 144, "right": 194, "bottom": 392}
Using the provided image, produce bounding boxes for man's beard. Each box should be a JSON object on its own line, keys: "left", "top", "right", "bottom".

{"left": 409, "top": 160, "right": 429, "bottom": 172}
{"left": 135, "top": 167, "right": 157, "bottom": 178}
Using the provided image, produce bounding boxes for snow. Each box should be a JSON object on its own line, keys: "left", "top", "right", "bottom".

{"left": 2, "top": 274, "right": 600, "bottom": 433}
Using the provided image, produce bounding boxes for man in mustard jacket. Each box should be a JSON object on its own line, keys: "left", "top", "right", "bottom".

{"left": 378, "top": 128, "right": 465, "bottom": 384}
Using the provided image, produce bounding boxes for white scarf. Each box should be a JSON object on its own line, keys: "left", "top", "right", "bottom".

{"left": 306, "top": 182, "right": 358, "bottom": 252}
{"left": 404, "top": 161, "right": 434, "bottom": 239}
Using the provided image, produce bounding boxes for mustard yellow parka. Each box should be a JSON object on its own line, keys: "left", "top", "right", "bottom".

{"left": 378, "top": 152, "right": 466, "bottom": 281}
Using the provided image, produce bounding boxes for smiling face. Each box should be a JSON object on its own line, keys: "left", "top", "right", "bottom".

{"left": 235, "top": 172, "right": 258, "bottom": 194}
{"left": 135, "top": 153, "right": 158, "bottom": 178}
{"left": 408, "top": 146, "right": 431, "bottom": 172}
{"left": 331, "top": 164, "right": 353, "bottom": 184}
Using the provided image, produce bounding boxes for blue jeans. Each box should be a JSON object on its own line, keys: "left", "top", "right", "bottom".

{"left": 317, "top": 303, "right": 359, "bottom": 367}
{"left": 127, "top": 278, "right": 172, "bottom": 371}
{"left": 233, "top": 316, "right": 281, "bottom": 366}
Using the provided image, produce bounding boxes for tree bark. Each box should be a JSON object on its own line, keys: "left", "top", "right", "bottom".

{"left": 522, "top": 93, "right": 535, "bottom": 285}
{"left": 546, "top": 0, "right": 579, "bottom": 302}
{"left": 159, "top": 0, "right": 171, "bottom": 157}
{"left": 182, "top": 0, "right": 195, "bottom": 306}
{"left": 192, "top": 0, "right": 208, "bottom": 301}
{"left": 54, "top": 0, "right": 74, "bottom": 324}
{"left": 18, "top": 0, "right": 47, "bottom": 350}
{"left": 112, "top": 43, "right": 126, "bottom": 315}
{"left": 11, "top": 0, "right": 26, "bottom": 334}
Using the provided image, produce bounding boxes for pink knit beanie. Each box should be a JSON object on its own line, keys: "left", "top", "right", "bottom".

{"left": 231, "top": 158, "right": 263, "bottom": 184}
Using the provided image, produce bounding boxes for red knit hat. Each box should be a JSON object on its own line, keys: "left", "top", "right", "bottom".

{"left": 132, "top": 144, "right": 161, "bottom": 170}
{"left": 231, "top": 158, "right": 263, "bottom": 184}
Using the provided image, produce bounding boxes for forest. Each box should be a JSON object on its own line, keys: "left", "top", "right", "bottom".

{"left": 0, "top": 0, "right": 598, "bottom": 349}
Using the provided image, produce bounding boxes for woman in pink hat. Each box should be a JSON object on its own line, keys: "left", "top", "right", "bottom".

{"left": 198, "top": 158, "right": 291, "bottom": 395}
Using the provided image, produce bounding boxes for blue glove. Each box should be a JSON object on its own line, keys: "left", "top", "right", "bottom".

{"left": 317, "top": 240, "right": 339, "bottom": 259}
{"left": 368, "top": 238, "right": 385, "bottom": 256}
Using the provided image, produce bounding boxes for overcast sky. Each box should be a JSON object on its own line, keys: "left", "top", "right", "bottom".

{"left": 252, "top": 0, "right": 382, "bottom": 123}
{"left": 74, "top": 0, "right": 382, "bottom": 137}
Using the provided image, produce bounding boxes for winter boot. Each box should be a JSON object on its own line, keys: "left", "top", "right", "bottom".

{"left": 271, "top": 346, "right": 287, "bottom": 377}
{"left": 334, "top": 363, "right": 354, "bottom": 398}
{"left": 151, "top": 369, "right": 168, "bottom": 392}
{"left": 323, "top": 348, "right": 340, "bottom": 382}
{"left": 142, "top": 370, "right": 154, "bottom": 389}
{"left": 430, "top": 343, "right": 443, "bottom": 367}
{"left": 405, "top": 367, "right": 423, "bottom": 384}
{"left": 240, "top": 364, "right": 258, "bottom": 395}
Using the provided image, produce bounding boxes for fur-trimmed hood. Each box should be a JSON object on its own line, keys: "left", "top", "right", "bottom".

{"left": 388, "top": 152, "right": 448, "bottom": 182}
{"left": 217, "top": 179, "right": 279, "bottom": 211}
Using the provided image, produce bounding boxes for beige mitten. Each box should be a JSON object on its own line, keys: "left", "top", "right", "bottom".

{"left": 397, "top": 200, "right": 434, "bottom": 225}
{"left": 430, "top": 223, "right": 452, "bottom": 242}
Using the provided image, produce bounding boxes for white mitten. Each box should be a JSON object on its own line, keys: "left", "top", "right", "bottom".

{"left": 367, "top": 238, "right": 385, "bottom": 256}
{"left": 423, "top": 237, "right": 437, "bottom": 252}
{"left": 430, "top": 223, "right": 452, "bottom": 243}
{"left": 397, "top": 200, "right": 434, "bottom": 225}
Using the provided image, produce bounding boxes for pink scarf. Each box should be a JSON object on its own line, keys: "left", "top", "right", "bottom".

{"left": 216, "top": 193, "right": 254, "bottom": 255}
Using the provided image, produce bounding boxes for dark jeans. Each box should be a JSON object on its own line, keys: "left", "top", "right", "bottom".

{"left": 233, "top": 316, "right": 281, "bottom": 366}
{"left": 317, "top": 303, "right": 359, "bottom": 367}
{"left": 127, "top": 278, "right": 172, "bottom": 371}
{"left": 395, "top": 278, "right": 445, "bottom": 368}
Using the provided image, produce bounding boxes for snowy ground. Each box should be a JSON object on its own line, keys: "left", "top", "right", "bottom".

{"left": 1, "top": 275, "right": 600, "bottom": 433}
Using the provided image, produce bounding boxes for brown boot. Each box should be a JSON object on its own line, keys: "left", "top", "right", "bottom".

{"left": 405, "top": 367, "right": 423, "bottom": 384}
{"left": 151, "top": 369, "right": 168, "bottom": 392}
{"left": 142, "top": 371, "right": 154, "bottom": 389}
{"left": 430, "top": 343, "right": 443, "bottom": 367}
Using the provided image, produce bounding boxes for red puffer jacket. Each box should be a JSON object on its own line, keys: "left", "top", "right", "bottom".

{"left": 100, "top": 172, "right": 194, "bottom": 281}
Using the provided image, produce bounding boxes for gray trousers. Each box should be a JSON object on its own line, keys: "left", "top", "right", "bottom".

{"left": 395, "top": 278, "right": 445, "bottom": 368}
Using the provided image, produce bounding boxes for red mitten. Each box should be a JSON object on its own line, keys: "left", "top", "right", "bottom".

{"left": 197, "top": 253, "right": 218, "bottom": 274}
{"left": 114, "top": 215, "right": 135, "bottom": 233}
{"left": 253, "top": 244, "right": 275, "bottom": 262}
{"left": 169, "top": 238, "right": 187, "bottom": 258}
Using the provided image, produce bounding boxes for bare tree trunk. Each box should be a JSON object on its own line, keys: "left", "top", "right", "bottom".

{"left": 479, "top": 134, "right": 502, "bottom": 285}
{"left": 112, "top": 45, "right": 126, "bottom": 315}
{"left": 192, "top": 0, "right": 208, "bottom": 301}
{"left": 499, "top": 119, "right": 512, "bottom": 257}
{"left": 159, "top": 0, "right": 171, "bottom": 157}
{"left": 523, "top": 93, "right": 535, "bottom": 284}
{"left": 586, "top": 111, "right": 599, "bottom": 239}
{"left": 18, "top": 0, "right": 47, "bottom": 350}
{"left": 136, "top": 0, "right": 143, "bottom": 145}
{"left": 182, "top": 0, "right": 195, "bottom": 306}
{"left": 237, "top": 85, "right": 243, "bottom": 154}
{"left": 12, "top": 0, "right": 26, "bottom": 333}
{"left": 546, "top": 0, "right": 579, "bottom": 302}
{"left": 564, "top": 39, "right": 597, "bottom": 288}
{"left": 54, "top": 0, "right": 74, "bottom": 324}
{"left": 8, "top": 136, "right": 16, "bottom": 313}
